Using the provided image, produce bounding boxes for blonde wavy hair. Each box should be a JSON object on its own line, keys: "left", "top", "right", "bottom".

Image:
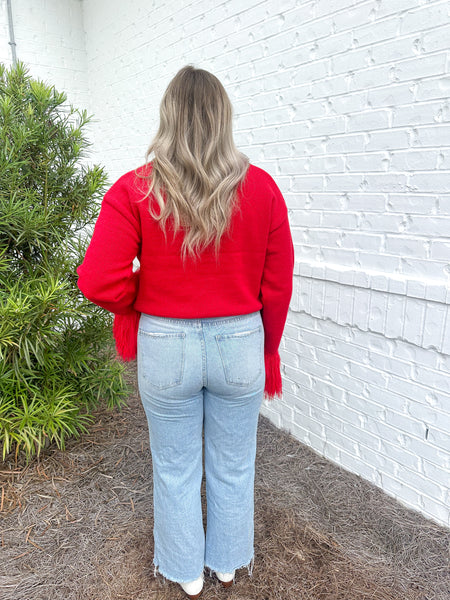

{"left": 135, "top": 65, "right": 249, "bottom": 265}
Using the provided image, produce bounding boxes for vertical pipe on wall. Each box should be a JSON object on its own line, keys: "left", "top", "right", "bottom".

{"left": 7, "top": 0, "right": 18, "bottom": 65}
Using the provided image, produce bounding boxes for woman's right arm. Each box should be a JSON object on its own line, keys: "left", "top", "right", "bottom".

{"left": 259, "top": 179, "right": 295, "bottom": 400}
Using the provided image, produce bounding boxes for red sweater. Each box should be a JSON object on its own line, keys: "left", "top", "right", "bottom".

{"left": 77, "top": 163, "right": 294, "bottom": 400}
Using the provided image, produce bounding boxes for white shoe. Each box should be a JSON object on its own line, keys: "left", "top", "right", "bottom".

{"left": 216, "top": 570, "right": 235, "bottom": 587}
{"left": 179, "top": 574, "right": 204, "bottom": 599}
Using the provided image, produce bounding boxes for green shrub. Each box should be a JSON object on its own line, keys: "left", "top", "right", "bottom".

{"left": 0, "top": 61, "right": 128, "bottom": 462}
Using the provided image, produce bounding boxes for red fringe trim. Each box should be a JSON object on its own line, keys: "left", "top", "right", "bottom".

{"left": 264, "top": 351, "right": 283, "bottom": 401}
{"left": 112, "top": 310, "right": 141, "bottom": 361}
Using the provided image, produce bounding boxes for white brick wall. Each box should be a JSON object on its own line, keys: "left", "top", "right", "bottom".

{"left": 0, "top": 0, "right": 89, "bottom": 115}
{"left": 1, "top": 0, "right": 449, "bottom": 528}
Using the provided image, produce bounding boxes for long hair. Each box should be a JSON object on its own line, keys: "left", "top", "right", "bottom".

{"left": 135, "top": 65, "right": 249, "bottom": 265}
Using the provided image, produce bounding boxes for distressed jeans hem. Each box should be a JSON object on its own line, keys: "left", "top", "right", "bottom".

{"left": 205, "top": 553, "right": 255, "bottom": 581}
{"left": 153, "top": 557, "right": 204, "bottom": 585}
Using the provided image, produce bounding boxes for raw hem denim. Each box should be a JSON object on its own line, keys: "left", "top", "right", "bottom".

{"left": 205, "top": 553, "right": 255, "bottom": 581}
{"left": 153, "top": 558, "right": 205, "bottom": 585}
{"left": 137, "top": 310, "right": 264, "bottom": 584}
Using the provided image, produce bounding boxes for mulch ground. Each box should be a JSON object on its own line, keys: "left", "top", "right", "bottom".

{"left": 1, "top": 363, "right": 448, "bottom": 599}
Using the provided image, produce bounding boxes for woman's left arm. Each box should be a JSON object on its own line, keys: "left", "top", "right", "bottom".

{"left": 77, "top": 176, "right": 141, "bottom": 316}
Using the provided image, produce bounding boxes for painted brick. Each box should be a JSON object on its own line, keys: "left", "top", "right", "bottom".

{"left": 419, "top": 494, "right": 450, "bottom": 527}
{"left": 381, "top": 473, "right": 425, "bottom": 515}
{"left": 400, "top": 2, "right": 450, "bottom": 35}
{"left": 387, "top": 194, "right": 437, "bottom": 214}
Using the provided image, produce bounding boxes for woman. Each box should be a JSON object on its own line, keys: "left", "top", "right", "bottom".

{"left": 77, "top": 65, "right": 294, "bottom": 599}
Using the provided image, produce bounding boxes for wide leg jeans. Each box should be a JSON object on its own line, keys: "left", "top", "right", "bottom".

{"left": 137, "top": 310, "right": 265, "bottom": 584}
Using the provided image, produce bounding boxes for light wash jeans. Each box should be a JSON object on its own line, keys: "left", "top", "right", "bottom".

{"left": 137, "top": 310, "right": 265, "bottom": 584}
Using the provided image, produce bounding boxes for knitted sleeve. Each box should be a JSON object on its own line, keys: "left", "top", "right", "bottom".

{"left": 260, "top": 178, "right": 295, "bottom": 401}
{"left": 76, "top": 177, "right": 141, "bottom": 359}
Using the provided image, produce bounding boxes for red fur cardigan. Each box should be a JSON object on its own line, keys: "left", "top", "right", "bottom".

{"left": 77, "top": 163, "right": 294, "bottom": 401}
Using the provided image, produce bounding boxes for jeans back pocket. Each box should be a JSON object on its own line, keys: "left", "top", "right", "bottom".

{"left": 138, "top": 330, "right": 186, "bottom": 390}
{"left": 215, "top": 325, "right": 263, "bottom": 387}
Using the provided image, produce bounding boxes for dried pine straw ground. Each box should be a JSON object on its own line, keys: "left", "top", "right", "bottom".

{"left": 1, "top": 364, "right": 448, "bottom": 600}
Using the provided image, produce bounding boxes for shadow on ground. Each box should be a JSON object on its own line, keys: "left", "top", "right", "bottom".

{"left": 1, "top": 363, "right": 448, "bottom": 599}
